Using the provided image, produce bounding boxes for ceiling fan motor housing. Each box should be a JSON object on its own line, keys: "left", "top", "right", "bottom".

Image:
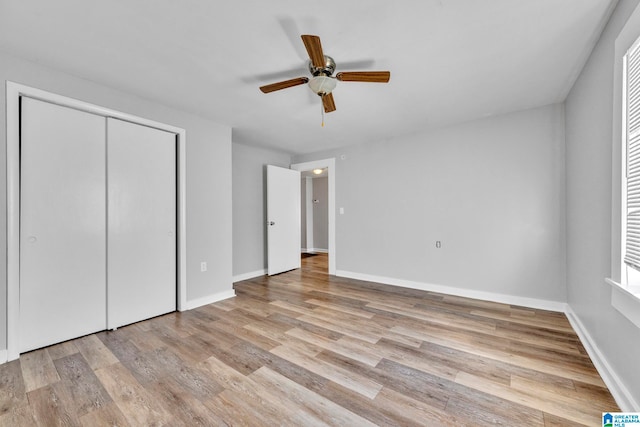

{"left": 309, "top": 55, "right": 336, "bottom": 76}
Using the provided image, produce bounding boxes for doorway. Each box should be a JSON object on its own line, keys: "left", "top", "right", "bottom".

{"left": 290, "top": 158, "right": 336, "bottom": 275}
{"left": 301, "top": 171, "right": 328, "bottom": 268}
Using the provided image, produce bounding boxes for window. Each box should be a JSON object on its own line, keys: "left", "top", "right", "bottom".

{"left": 610, "top": 32, "right": 640, "bottom": 331}
{"left": 622, "top": 36, "right": 640, "bottom": 294}
{"left": 622, "top": 37, "right": 640, "bottom": 290}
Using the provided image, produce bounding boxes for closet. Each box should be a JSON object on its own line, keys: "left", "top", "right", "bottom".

{"left": 19, "top": 97, "right": 177, "bottom": 353}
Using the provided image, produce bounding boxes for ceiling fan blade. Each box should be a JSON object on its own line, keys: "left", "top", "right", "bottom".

{"left": 259, "top": 77, "right": 309, "bottom": 93}
{"left": 277, "top": 17, "right": 308, "bottom": 61}
{"left": 322, "top": 93, "right": 336, "bottom": 113}
{"left": 336, "top": 71, "right": 391, "bottom": 83}
{"left": 301, "top": 35, "right": 325, "bottom": 68}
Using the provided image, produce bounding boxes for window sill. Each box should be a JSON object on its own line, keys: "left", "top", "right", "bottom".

{"left": 606, "top": 278, "right": 640, "bottom": 329}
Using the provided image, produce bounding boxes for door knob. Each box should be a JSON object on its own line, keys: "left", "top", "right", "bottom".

{"left": 268, "top": 221, "right": 275, "bottom": 226}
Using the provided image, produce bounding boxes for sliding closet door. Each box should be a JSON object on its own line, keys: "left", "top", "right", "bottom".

{"left": 20, "top": 97, "right": 107, "bottom": 352}
{"left": 107, "top": 118, "right": 176, "bottom": 329}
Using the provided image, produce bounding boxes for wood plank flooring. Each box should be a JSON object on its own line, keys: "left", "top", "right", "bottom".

{"left": 0, "top": 253, "right": 618, "bottom": 426}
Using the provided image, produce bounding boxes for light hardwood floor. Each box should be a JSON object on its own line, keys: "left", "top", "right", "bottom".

{"left": 0, "top": 254, "right": 618, "bottom": 426}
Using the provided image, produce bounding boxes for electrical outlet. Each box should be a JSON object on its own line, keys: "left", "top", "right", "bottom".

{"left": 436, "top": 241, "right": 441, "bottom": 248}
{"left": 200, "top": 261, "right": 207, "bottom": 272}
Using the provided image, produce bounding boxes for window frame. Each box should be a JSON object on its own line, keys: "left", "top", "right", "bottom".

{"left": 608, "top": 21, "right": 640, "bottom": 330}
{"left": 620, "top": 36, "right": 640, "bottom": 294}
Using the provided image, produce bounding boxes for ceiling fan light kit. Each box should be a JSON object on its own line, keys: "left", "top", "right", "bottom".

{"left": 308, "top": 75, "right": 336, "bottom": 95}
{"left": 259, "top": 34, "right": 391, "bottom": 121}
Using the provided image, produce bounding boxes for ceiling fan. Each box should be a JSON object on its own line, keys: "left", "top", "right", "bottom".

{"left": 259, "top": 35, "right": 391, "bottom": 114}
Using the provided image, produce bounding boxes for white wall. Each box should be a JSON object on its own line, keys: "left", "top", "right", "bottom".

{"left": 294, "top": 104, "right": 567, "bottom": 306}
{"left": 232, "top": 142, "right": 291, "bottom": 279}
{"left": 565, "top": 0, "right": 640, "bottom": 409}
{"left": 0, "top": 50, "right": 233, "bottom": 351}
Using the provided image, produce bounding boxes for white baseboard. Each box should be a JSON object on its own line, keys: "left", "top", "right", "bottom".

{"left": 335, "top": 270, "right": 567, "bottom": 312}
{"left": 309, "top": 248, "right": 328, "bottom": 253}
{"left": 184, "top": 289, "right": 236, "bottom": 310}
{"left": 233, "top": 269, "right": 266, "bottom": 282}
{"left": 565, "top": 306, "right": 639, "bottom": 411}
{"left": 0, "top": 349, "right": 7, "bottom": 365}
{"left": 302, "top": 248, "right": 328, "bottom": 254}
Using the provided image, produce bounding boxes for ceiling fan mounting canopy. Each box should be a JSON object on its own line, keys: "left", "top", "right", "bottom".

{"left": 259, "top": 34, "right": 391, "bottom": 114}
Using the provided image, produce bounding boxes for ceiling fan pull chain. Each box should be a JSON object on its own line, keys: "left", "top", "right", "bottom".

{"left": 321, "top": 99, "right": 325, "bottom": 127}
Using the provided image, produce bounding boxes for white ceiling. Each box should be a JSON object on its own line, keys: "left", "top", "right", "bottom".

{"left": 0, "top": 0, "right": 616, "bottom": 155}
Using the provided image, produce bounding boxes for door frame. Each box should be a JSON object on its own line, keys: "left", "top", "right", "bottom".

{"left": 303, "top": 177, "right": 314, "bottom": 252}
{"left": 5, "top": 82, "right": 188, "bottom": 361}
{"left": 290, "top": 158, "right": 336, "bottom": 275}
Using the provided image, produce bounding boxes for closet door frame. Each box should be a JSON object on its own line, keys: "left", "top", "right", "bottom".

{"left": 5, "top": 81, "right": 188, "bottom": 362}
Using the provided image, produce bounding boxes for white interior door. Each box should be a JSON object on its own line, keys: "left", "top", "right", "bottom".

{"left": 267, "top": 165, "right": 301, "bottom": 275}
{"left": 107, "top": 118, "right": 176, "bottom": 329}
{"left": 20, "top": 97, "right": 107, "bottom": 352}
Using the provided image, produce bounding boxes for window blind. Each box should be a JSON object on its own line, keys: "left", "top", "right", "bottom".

{"left": 625, "top": 41, "right": 640, "bottom": 269}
